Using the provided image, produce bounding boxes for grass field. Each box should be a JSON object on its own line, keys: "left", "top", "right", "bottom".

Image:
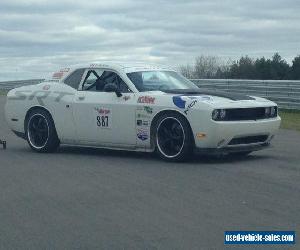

{"left": 280, "top": 109, "right": 300, "bottom": 131}
{"left": 0, "top": 90, "right": 8, "bottom": 96}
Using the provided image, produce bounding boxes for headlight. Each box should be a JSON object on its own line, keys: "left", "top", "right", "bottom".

{"left": 270, "top": 107, "right": 276, "bottom": 117}
{"left": 265, "top": 106, "right": 277, "bottom": 118}
{"left": 212, "top": 109, "right": 219, "bottom": 120}
{"left": 219, "top": 109, "right": 226, "bottom": 119}
{"left": 212, "top": 109, "right": 227, "bottom": 121}
{"left": 265, "top": 107, "right": 271, "bottom": 116}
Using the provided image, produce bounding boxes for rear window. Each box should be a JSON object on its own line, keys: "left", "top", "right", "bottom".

{"left": 64, "top": 69, "right": 85, "bottom": 89}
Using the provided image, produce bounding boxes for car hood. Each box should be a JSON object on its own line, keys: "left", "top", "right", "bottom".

{"left": 162, "top": 88, "right": 254, "bottom": 101}
{"left": 153, "top": 88, "right": 276, "bottom": 108}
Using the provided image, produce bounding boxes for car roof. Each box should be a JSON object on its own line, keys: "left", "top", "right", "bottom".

{"left": 49, "top": 62, "right": 175, "bottom": 82}
{"left": 71, "top": 62, "right": 173, "bottom": 73}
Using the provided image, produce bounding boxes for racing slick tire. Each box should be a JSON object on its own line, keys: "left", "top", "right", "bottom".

{"left": 154, "top": 112, "right": 193, "bottom": 162}
{"left": 26, "top": 109, "right": 60, "bottom": 153}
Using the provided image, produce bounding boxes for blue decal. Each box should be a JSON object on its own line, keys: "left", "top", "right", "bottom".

{"left": 137, "top": 133, "right": 148, "bottom": 141}
{"left": 137, "top": 129, "right": 148, "bottom": 141}
{"left": 173, "top": 96, "right": 186, "bottom": 109}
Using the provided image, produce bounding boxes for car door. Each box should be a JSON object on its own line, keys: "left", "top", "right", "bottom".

{"left": 72, "top": 68, "right": 137, "bottom": 147}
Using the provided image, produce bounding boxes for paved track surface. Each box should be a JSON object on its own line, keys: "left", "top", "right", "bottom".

{"left": 0, "top": 95, "right": 299, "bottom": 250}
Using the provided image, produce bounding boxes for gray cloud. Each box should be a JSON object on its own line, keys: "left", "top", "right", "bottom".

{"left": 0, "top": 0, "right": 299, "bottom": 80}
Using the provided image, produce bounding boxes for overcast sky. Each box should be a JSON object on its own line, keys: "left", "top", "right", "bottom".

{"left": 0, "top": 0, "right": 299, "bottom": 80}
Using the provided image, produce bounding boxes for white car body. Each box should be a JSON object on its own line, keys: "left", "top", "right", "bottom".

{"left": 5, "top": 62, "right": 281, "bottom": 158}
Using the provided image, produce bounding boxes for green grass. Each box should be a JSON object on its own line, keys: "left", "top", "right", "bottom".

{"left": 279, "top": 109, "right": 300, "bottom": 131}
{"left": 0, "top": 90, "right": 8, "bottom": 96}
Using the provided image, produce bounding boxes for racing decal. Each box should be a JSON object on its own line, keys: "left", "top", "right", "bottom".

{"left": 138, "top": 96, "right": 155, "bottom": 104}
{"left": 136, "top": 119, "right": 149, "bottom": 127}
{"left": 136, "top": 106, "right": 152, "bottom": 143}
{"left": 144, "top": 106, "right": 153, "bottom": 114}
{"left": 90, "top": 63, "right": 109, "bottom": 68}
{"left": 52, "top": 68, "right": 70, "bottom": 79}
{"left": 137, "top": 113, "right": 151, "bottom": 119}
{"left": 184, "top": 100, "right": 198, "bottom": 114}
{"left": 94, "top": 107, "right": 112, "bottom": 129}
{"left": 52, "top": 72, "right": 64, "bottom": 79}
{"left": 123, "top": 95, "right": 131, "bottom": 101}
{"left": 137, "top": 128, "right": 149, "bottom": 141}
{"left": 173, "top": 96, "right": 186, "bottom": 108}
{"left": 173, "top": 95, "right": 213, "bottom": 109}
{"left": 8, "top": 90, "right": 74, "bottom": 106}
{"left": 143, "top": 120, "right": 149, "bottom": 126}
{"left": 43, "top": 85, "right": 50, "bottom": 90}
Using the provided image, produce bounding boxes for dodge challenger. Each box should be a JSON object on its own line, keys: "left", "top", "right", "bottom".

{"left": 5, "top": 62, "right": 281, "bottom": 161}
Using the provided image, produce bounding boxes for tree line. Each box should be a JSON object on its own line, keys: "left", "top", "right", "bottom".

{"left": 179, "top": 53, "right": 300, "bottom": 80}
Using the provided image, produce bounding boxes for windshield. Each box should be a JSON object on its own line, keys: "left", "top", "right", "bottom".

{"left": 126, "top": 71, "right": 198, "bottom": 92}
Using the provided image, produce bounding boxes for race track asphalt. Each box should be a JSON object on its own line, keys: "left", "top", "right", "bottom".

{"left": 0, "top": 95, "right": 299, "bottom": 250}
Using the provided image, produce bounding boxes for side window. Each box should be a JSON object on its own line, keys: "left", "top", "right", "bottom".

{"left": 82, "top": 70, "right": 131, "bottom": 93}
{"left": 64, "top": 69, "right": 85, "bottom": 89}
{"left": 82, "top": 69, "right": 104, "bottom": 91}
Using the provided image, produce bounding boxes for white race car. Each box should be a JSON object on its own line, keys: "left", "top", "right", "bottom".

{"left": 5, "top": 62, "right": 281, "bottom": 161}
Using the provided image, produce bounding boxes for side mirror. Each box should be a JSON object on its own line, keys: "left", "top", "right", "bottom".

{"left": 104, "top": 83, "right": 122, "bottom": 97}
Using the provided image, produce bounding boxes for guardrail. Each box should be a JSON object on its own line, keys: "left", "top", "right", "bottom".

{"left": 0, "top": 79, "right": 44, "bottom": 90}
{"left": 191, "top": 79, "right": 300, "bottom": 110}
{"left": 0, "top": 78, "right": 299, "bottom": 109}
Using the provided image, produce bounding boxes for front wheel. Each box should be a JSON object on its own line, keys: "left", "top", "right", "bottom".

{"left": 154, "top": 113, "right": 193, "bottom": 162}
{"left": 26, "top": 109, "right": 60, "bottom": 152}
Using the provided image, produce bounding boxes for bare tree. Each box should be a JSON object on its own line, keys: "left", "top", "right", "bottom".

{"left": 193, "top": 55, "right": 222, "bottom": 79}
{"left": 179, "top": 64, "right": 194, "bottom": 79}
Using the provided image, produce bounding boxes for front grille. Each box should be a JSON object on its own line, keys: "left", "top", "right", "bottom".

{"left": 224, "top": 107, "right": 277, "bottom": 121}
{"left": 228, "top": 135, "right": 269, "bottom": 145}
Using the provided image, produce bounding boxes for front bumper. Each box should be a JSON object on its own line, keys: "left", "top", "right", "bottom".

{"left": 195, "top": 142, "right": 270, "bottom": 155}
{"left": 190, "top": 114, "right": 281, "bottom": 150}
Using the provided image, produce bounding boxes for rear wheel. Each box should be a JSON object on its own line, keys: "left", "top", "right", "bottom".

{"left": 26, "top": 109, "right": 60, "bottom": 152}
{"left": 155, "top": 113, "right": 193, "bottom": 161}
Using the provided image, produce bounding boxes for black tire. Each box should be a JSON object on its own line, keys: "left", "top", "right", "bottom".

{"left": 154, "top": 112, "right": 193, "bottom": 162}
{"left": 26, "top": 109, "right": 60, "bottom": 152}
{"left": 228, "top": 151, "right": 252, "bottom": 157}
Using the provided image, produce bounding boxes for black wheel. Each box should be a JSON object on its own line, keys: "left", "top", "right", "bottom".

{"left": 26, "top": 109, "right": 60, "bottom": 152}
{"left": 155, "top": 113, "right": 193, "bottom": 161}
{"left": 228, "top": 151, "right": 252, "bottom": 157}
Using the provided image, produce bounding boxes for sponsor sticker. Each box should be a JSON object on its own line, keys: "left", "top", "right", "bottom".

{"left": 123, "top": 95, "right": 130, "bottom": 101}
{"left": 144, "top": 106, "right": 153, "bottom": 114}
{"left": 94, "top": 107, "right": 112, "bottom": 128}
{"left": 137, "top": 113, "right": 151, "bottom": 119}
{"left": 136, "top": 119, "right": 149, "bottom": 126}
{"left": 142, "top": 120, "right": 149, "bottom": 126}
{"left": 138, "top": 96, "right": 155, "bottom": 104}
{"left": 173, "top": 95, "right": 213, "bottom": 109}
{"left": 137, "top": 128, "right": 148, "bottom": 141}
{"left": 52, "top": 72, "right": 64, "bottom": 79}
{"left": 52, "top": 68, "right": 70, "bottom": 79}
{"left": 173, "top": 96, "right": 186, "bottom": 108}
{"left": 42, "top": 85, "right": 50, "bottom": 90}
{"left": 184, "top": 100, "right": 198, "bottom": 114}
